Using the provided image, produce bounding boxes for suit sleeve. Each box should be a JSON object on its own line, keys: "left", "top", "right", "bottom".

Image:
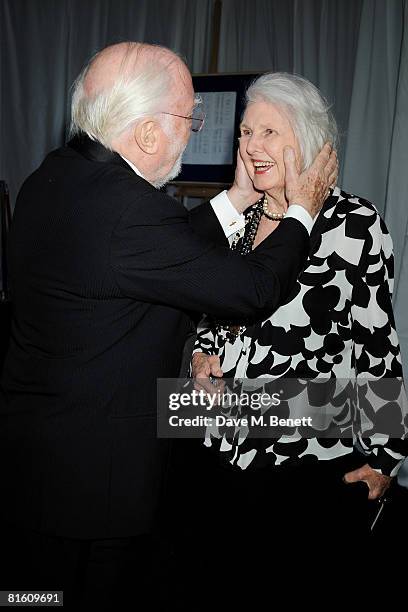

{"left": 110, "top": 190, "right": 309, "bottom": 320}
{"left": 351, "top": 213, "right": 408, "bottom": 476}
{"left": 187, "top": 201, "right": 229, "bottom": 246}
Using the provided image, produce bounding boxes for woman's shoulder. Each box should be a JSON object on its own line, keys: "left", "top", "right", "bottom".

{"left": 323, "top": 187, "right": 390, "bottom": 244}
{"left": 329, "top": 186, "right": 380, "bottom": 216}
{"left": 323, "top": 186, "right": 386, "bottom": 232}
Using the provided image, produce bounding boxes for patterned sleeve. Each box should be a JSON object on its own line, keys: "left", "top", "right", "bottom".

{"left": 351, "top": 211, "right": 408, "bottom": 476}
{"left": 193, "top": 317, "right": 217, "bottom": 356}
{"left": 191, "top": 225, "right": 245, "bottom": 363}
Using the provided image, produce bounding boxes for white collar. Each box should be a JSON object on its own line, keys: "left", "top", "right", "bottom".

{"left": 120, "top": 155, "right": 147, "bottom": 180}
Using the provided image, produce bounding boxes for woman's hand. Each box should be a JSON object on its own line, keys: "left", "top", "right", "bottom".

{"left": 226, "top": 149, "right": 262, "bottom": 214}
{"left": 191, "top": 352, "right": 225, "bottom": 395}
{"left": 343, "top": 463, "right": 392, "bottom": 500}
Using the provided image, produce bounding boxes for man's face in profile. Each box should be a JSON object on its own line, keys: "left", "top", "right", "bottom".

{"left": 153, "top": 65, "right": 196, "bottom": 188}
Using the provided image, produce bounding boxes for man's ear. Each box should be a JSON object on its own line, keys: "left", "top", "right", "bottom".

{"left": 134, "top": 119, "right": 160, "bottom": 155}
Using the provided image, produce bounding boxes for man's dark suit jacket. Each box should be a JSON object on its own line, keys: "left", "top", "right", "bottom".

{"left": 0, "top": 134, "right": 308, "bottom": 538}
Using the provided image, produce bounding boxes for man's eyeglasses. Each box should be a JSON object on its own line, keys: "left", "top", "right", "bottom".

{"left": 160, "top": 110, "right": 205, "bottom": 133}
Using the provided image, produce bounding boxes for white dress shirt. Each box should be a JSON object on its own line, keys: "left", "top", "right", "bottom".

{"left": 210, "top": 190, "right": 313, "bottom": 238}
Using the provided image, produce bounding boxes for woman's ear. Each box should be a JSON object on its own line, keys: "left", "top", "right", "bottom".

{"left": 133, "top": 119, "right": 160, "bottom": 155}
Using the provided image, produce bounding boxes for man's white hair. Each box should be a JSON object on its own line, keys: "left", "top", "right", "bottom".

{"left": 246, "top": 72, "right": 338, "bottom": 170}
{"left": 70, "top": 43, "right": 189, "bottom": 148}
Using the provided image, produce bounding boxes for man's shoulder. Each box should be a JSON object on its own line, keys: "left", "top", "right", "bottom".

{"left": 13, "top": 147, "right": 178, "bottom": 240}
{"left": 17, "top": 141, "right": 188, "bottom": 230}
{"left": 44, "top": 143, "right": 155, "bottom": 197}
{"left": 34, "top": 144, "right": 174, "bottom": 212}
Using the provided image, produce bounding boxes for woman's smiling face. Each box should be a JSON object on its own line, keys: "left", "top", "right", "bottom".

{"left": 239, "top": 100, "right": 302, "bottom": 195}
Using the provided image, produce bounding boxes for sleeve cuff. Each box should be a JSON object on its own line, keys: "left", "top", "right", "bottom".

{"left": 285, "top": 204, "right": 313, "bottom": 235}
{"left": 210, "top": 190, "right": 246, "bottom": 238}
{"left": 210, "top": 194, "right": 313, "bottom": 237}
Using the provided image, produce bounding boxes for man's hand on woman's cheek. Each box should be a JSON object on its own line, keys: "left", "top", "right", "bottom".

{"left": 226, "top": 149, "right": 262, "bottom": 214}
{"left": 284, "top": 142, "right": 338, "bottom": 218}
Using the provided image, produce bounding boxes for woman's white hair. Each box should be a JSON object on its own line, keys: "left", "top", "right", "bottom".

{"left": 245, "top": 72, "right": 338, "bottom": 170}
{"left": 70, "top": 43, "right": 186, "bottom": 148}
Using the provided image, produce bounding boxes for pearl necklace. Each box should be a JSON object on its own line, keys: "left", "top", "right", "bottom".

{"left": 262, "top": 195, "right": 286, "bottom": 221}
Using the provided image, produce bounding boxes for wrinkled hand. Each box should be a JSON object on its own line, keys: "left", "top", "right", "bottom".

{"left": 284, "top": 142, "right": 338, "bottom": 218}
{"left": 191, "top": 352, "right": 225, "bottom": 396}
{"left": 226, "top": 149, "right": 262, "bottom": 214}
{"left": 343, "top": 463, "right": 392, "bottom": 500}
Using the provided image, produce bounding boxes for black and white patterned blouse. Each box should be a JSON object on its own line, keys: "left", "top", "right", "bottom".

{"left": 194, "top": 187, "right": 408, "bottom": 476}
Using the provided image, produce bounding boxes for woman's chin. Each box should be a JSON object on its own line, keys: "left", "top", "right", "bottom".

{"left": 253, "top": 176, "right": 281, "bottom": 193}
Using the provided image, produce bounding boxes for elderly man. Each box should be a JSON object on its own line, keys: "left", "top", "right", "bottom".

{"left": 0, "top": 42, "right": 336, "bottom": 606}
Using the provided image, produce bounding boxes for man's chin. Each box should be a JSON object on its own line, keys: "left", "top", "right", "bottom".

{"left": 152, "top": 156, "right": 183, "bottom": 189}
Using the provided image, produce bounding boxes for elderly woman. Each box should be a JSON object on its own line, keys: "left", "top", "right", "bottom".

{"left": 185, "top": 73, "right": 407, "bottom": 567}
